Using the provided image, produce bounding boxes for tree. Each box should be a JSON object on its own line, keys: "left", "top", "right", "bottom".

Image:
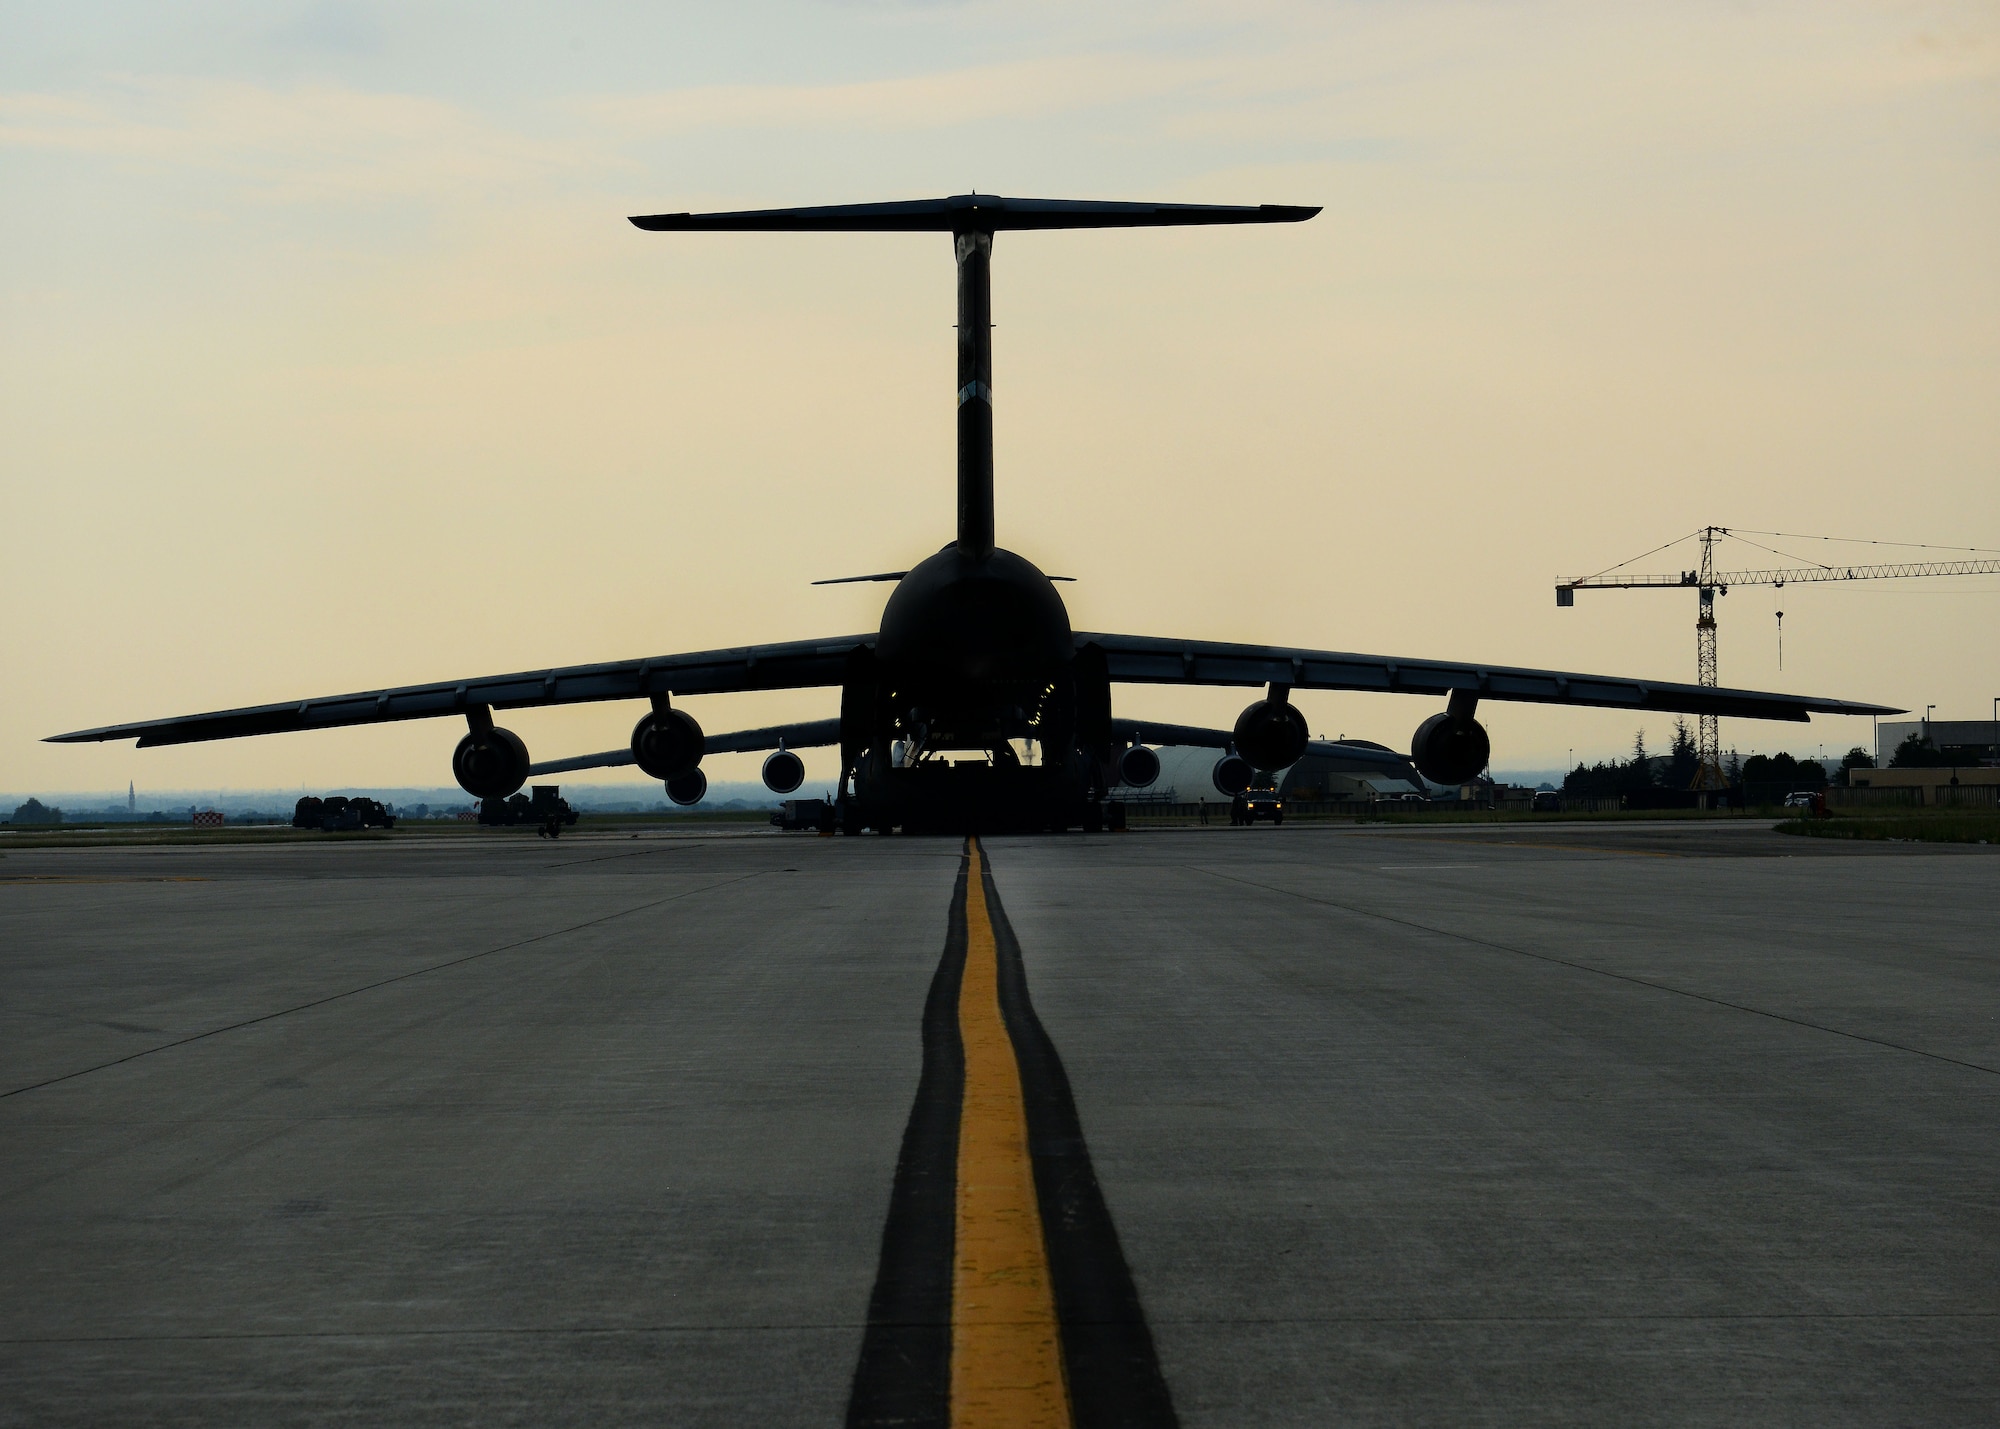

{"left": 1836, "top": 747, "right": 1874, "bottom": 787}
{"left": 1890, "top": 732, "right": 1956, "bottom": 768}
{"left": 1667, "top": 718, "right": 1699, "bottom": 790}
{"left": 1621, "top": 729, "right": 1657, "bottom": 791}
{"left": 1740, "top": 753, "right": 1780, "bottom": 786}
{"left": 9, "top": 798, "right": 62, "bottom": 825}
{"left": 1564, "top": 757, "right": 1626, "bottom": 798}
{"left": 1741, "top": 752, "right": 1826, "bottom": 798}
{"left": 1724, "top": 748, "right": 1742, "bottom": 784}
{"left": 1561, "top": 738, "right": 1679, "bottom": 798}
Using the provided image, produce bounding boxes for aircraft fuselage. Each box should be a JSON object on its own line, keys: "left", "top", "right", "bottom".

{"left": 848, "top": 544, "right": 1102, "bottom": 832}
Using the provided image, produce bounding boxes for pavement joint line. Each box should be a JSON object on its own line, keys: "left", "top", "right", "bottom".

{"left": 1399, "top": 835, "right": 1682, "bottom": 857}
{"left": 1190, "top": 865, "right": 2000, "bottom": 1079}
{"left": 0, "top": 870, "right": 768, "bottom": 1102}
{"left": 0, "top": 876, "right": 214, "bottom": 884}
{"left": 549, "top": 834, "right": 776, "bottom": 868}
{"left": 7, "top": 1310, "right": 1994, "bottom": 1347}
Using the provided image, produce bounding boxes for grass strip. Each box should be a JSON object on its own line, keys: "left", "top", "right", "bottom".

{"left": 1777, "top": 813, "right": 2000, "bottom": 844}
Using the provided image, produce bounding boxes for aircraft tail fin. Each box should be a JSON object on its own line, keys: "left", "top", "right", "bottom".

{"left": 630, "top": 195, "right": 1318, "bottom": 561}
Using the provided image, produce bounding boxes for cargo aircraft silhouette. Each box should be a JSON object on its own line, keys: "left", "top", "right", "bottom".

{"left": 50, "top": 194, "right": 1898, "bottom": 831}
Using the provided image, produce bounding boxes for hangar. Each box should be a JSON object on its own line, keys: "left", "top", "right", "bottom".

{"left": 1112, "top": 740, "right": 1429, "bottom": 805}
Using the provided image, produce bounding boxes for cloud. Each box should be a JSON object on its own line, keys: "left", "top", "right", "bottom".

{"left": 0, "top": 78, "right": 608, "bottom": 204}
{"left": 269, "top": 0, "right": 386, "bottom": 58}
{"left": 578, "top": 52, "right": 1216, "bottom": 134}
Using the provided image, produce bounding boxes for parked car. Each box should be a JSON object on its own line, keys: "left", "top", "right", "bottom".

{"left": 1782, "top": 791, "right": 1820, "bottom": 810}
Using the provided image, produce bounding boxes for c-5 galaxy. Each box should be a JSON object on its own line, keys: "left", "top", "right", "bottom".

{"left": 50, "top": 195, "right": 1897, "bottom": 832}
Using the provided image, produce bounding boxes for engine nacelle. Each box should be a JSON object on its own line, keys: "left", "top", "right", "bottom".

{"left": 762, "top": 749, "right": 805, "bottom": 794}
{"left": 1118, "top": 744, "right": 1161, "bottom": 788}
{"left": 665, "top": 768, "right": 708, "bottom": 806}
{"left": 1211, "top": 753, "right": 1254, "bottom": 796}
{"left": 1233, "top": 698, "right": 1309, "bottom": 772}
{"left": 452, "top": 727, "right": 530, "bottom": 800}
{"left": 632, "top": 708, "right": 704, "bottom": 780}
{"left": 1410, "top": 711, "right": 1491, "bottom": 785}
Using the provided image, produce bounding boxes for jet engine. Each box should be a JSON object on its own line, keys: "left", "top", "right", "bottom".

{"left": 632, "top": 707, "right": 704, "bottom": 780}
{"left": 762, "top": 749, "right": 805, "bottom": 794}
{"left": 1118, "top": 744, "right": 1161, "bottom": 788}
{"left": 1410, "top": 710, "right": 1490, "bottom": 785}
{"left": 452, "top": 727, "right": 529, "bottom": 800}
{"left": 1233, "top": 697, "right": 1309, "bottom": 772}
{"left": 666, "top": 769, "right": 708, "bottom": 806}
{"left": 1211, "top": 753, "right": 1254, "bottom": 796}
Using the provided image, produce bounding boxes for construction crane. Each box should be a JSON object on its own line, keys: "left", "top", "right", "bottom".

{"left": 1558, "top": 527, "right": 2000, "bottom": 787}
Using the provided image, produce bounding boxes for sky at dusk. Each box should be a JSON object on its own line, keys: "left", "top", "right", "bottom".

{"left": 4, "top": 1, "right": 1996, "bottom": 795}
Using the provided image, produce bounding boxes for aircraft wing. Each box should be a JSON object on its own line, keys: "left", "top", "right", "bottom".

{"left": 528, "top": 718, "right": 843, "bottom": 777}
{"left": 1082, "top": 633, "right": 1900, "bottom": 722}
{"left": 46, "top": 637, "right": 872, "bottom": 748}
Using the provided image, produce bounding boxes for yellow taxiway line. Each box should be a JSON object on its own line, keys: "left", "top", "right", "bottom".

{"left": 952, "top": 837, "right": 1073, "bottom": 1427}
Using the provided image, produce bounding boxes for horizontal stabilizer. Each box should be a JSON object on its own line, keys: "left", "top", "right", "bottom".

{"left": 632, "top": 194, "right": 1319, "bottom": 234}
{"left": 811, "top": 571, "right": 909, "bottom": 586}
{"left": 812, "top": 569, "right": 1073, "bottom": 585}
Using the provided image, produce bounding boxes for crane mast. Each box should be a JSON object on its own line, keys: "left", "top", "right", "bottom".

{"left": 1558, "top": 527, "right": 2000, "bottom": 789}
{"left": 1694, "top": 529, "right": 1721, "bottom": 784}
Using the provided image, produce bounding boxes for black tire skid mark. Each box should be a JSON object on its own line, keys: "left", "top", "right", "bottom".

{"left": 845, "top": 852, "right": 969, "bottom": 1428}
{"left": 981, "top": 852, "right": 1179, "bottom": 1429}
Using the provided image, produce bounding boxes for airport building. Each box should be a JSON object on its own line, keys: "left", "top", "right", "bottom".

{"left": 1874, "top": 718, "right": 2000, "bottom": 766}
{"left": 1845, "top": 764, "right": 2000, "bottom": 807}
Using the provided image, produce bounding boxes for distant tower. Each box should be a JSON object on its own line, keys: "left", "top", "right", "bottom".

{"left": 128, "top": 780, "right": 135, "bottom": 813}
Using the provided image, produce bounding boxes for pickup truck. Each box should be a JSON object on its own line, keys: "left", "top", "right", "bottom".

{"left": 1231, "top": 789, "right": 1285, "bottom": 826}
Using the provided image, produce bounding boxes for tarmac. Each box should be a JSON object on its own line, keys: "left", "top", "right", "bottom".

{"left": 1, "top": 820, "right": 1995, "bottom": 1426}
